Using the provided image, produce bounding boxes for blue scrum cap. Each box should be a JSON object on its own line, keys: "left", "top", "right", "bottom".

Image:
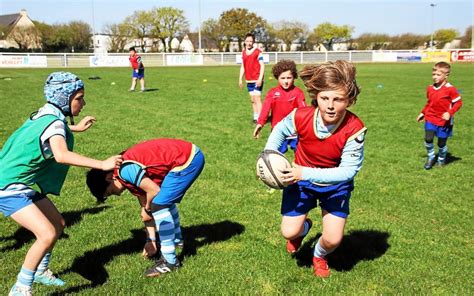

{"left": 44, "top": 71, "right": 84, "bottom": 115}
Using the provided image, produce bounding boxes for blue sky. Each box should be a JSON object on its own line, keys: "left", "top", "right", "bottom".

{"left": 0, "top": 0, "right": 472, "bottom": 37}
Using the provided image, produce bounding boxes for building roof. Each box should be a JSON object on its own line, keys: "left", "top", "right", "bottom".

{"left": 0, "top": 13, "right": 20, "bottom": 27}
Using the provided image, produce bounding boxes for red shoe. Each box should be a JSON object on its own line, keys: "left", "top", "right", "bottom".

{"left": 286, "top": 219, "right": 312, "bottom": 253}
{"left": 312, "top": 256, "right": 330, "bottom": 278}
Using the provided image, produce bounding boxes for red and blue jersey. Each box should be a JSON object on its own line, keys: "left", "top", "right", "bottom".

{"left": 113, "top": 139, "right": 193, "bottom": 197}
{"left": 294, "top": 106, "right": 366, "bottom": 168}
{"left": 242, "top": 48, "right": 263, "bottom": 82}
{"left": 129, "top": 54, "right": 144, "bottom": 70}
{"left": 422, "top": 82, "right": 462, "bottom": 126}
{"left": 257, "top": 85, "right": 306, "bottom": 128}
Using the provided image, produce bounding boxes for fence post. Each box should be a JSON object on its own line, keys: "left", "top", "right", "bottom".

{"left": 300, "top": 52, "right": 303, "bottom": 64}
{"left": 221, "top": 53, "right": 224, "bottom": 65}
{"left": 325, "top": 51, "right": 328, "bottom": 62}
{"left": 162, "top": 53, "right": 165, "bottom": 66}
{"left": 349, "top": 51, "right": 352, "bottom": 62}
{"left": 275, "top": 52, "right": 278, "bottom": 63}
{"left": 64, "top": 53, "right": 67, "bottom": 67}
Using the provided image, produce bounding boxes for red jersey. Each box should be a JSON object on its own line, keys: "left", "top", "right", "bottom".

{"left": 129, "top": 54, "right": 144, "bottom": 70}
{"left": 114, "top": 139, "right": 193, "bottom": 197}
{"left": 294, "top": 106, "right": 366, "bottom": 168}
{"left": 257, "top": 85, "right": 306, "bottom": 128}
{"left": 422, "top": 82, "right": 462, "bottom": 126}
{"left": 242, "top": 48, "right": 263, "bottom": 82}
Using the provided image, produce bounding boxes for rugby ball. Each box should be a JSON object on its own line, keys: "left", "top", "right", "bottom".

{"left": 256, "top": 150, "right": 292, "bottom": 189}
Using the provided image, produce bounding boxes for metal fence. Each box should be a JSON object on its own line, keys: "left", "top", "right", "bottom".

{"left": 0, "top": 49, "right": 469, "bottom": 68}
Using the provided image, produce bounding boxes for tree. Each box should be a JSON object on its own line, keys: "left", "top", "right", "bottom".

{"left": 124, "top": 10, "right": 153, "bottom": 52}
{"left": 387, "top": 33, "right": 428, "bottom": 50}
{"left": 254, "top": 23, "right": 277, "bottom": 52}
{"left": 355, "top": 33, "right": 390, "bottom": 50}
{"left": 7, "top": 25, "right": 41, "bottom": 51}
{"left": 309, "top": 22, "right": 353, "bottom": 51}
{"left": 201, "top": 18, "right": 224, "bottom": 51}
{"left": 434, "top": 28, "right": 458, "bottom": 49}
{"left": 67, "top": 21, "right": 92, "bottom": 52}
{"left": 460, "top": 26, "right": 473, "bottom": 48}
{"left": 104, "top": 22, "right": 132, "bottom": 52}
{"left": 218, "top": 8, "right": 266, "bottom": 51}
{"left": 273, "top": 21, "right": 307, "bottom": 51}
{"left": 150, "top": 7, "right": 189, "bottom": 52}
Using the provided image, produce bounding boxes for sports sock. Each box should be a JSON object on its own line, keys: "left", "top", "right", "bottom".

{"left": 313, "top": 238, "right": 334, "bottom": 258}
{"left": 438, "top": 145, "right": 448, "bottom": 162}
{"left": 253, "top": 113, "right": 259, "bottom": 121}
{"left": 424, "top": 141, "right": 435, "bottom": 159}
{"left": 300, "top": 219, "right": 311, "bottom": 237}
{"left": 152, "top": 208, "right": 176, "bottom": 264}
{"left": 169, "top": 204, "right": 183, "bottom": 244}
{"left": 35, "top": 252, "right": 51, "bottom": 275}
{"left": 15, "top": 266, "right": 35, "bottom": 288}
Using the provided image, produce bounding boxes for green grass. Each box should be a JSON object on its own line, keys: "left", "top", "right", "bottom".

{"left": 0, "top": 63, "right": 473, "bottom": 295}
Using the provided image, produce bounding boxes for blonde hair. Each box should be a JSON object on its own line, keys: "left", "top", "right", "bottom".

{"left": 300, "top": 60, "right": 360, "bottom": 107}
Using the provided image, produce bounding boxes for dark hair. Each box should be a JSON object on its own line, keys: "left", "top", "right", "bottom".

{"left": 244, "top": 33, "right": 255, "bottom": 41}
{"left": 272, "top": 59, "right": 298, "bottom": 79}
{"left": 129, "top": 46, "right": 136, "bottom": 52}
{"left": 86, "top": 169, "right": 111, "bottom": 203}
{"left": 300, "top": 60, "right": 360, "bottom": 107}
{"left": 433, "top": 61, "right": 451, "bottom": 74}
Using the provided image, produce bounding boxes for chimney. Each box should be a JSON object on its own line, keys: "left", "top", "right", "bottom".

{"left": 20, "top": 9, "right": 27, "bottom": 16}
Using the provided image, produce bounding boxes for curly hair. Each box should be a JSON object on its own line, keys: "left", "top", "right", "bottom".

{"left": 272, "top": 59, "right": 298, "bottom": 79}
{"left": 299, "top": 60, "right": 360, "bottom": 107}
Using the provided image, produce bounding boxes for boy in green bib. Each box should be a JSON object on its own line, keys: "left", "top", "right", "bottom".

{"left": 0, "top": 72, "right": 122, "bottom": 296}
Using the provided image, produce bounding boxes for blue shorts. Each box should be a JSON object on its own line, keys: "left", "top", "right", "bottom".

{"left": 152, "top": 148, "right": 205, "bottom": 206}
{"left": 132, "top": 68, "right": 145, "bottom": 79}
{"left": 278, "top": 138, "right": 298, "bottom": 154}
{"left": 281, "top": 180, "right": 354, "bottom": 218}
{"left": 0, "top": 191, "right": 46, "bottom": 217}
{"left": 246, "top": 82, "right": 264, "bottom": 95}
{"left": 425, "top": 121, "right": 453, "bottom": 138}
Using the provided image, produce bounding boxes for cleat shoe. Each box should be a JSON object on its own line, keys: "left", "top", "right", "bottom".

{"left": 9, "top": 285, "right": 32, "bottom": 296}
{"left": 436, "top": 160, "right": 446, "bottom": 167}
{"left": 286, "top": 218, "right": 312, "bottom": 253}
{"left": 144, "top": 256, "right": 181, "bottom": 277}
{"left": 34, "top": 269, "right": 65, "bottom": 286}
{"left": 312, "top": 256, "right": 330, "bottom": 278}
{"left": 424, "top": 157, "right": 436, "bottom": 170}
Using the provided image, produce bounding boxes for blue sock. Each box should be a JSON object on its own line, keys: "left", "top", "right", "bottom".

{"left": 300, "top": 220, "right": 311, "bottom": 237}
{"left": 35, "top": 252, "right": 51, "bottom": 275}
{"left": 15, "top": 266, "right": 35, "bottom": 288}
{"left": 438, "top": 145, "right": 448, "bottom": 162}
{"left": 169, "top": 204, "right": 182, "bottom": 243}
{"left": 424, "top": 142, "right": 435, "bottom": 159}
{"left": 313, "top": 238, "right": 333, "bottom": 258}
{"left": 153, "top": 208, "right": 176, "bottom": 264}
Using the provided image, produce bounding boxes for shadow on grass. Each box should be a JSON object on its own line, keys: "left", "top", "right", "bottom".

{"left": 54, "top": 220, "right": 244, "bottom": 294}
{"left": 295, "top": 229, "right": 390, "bottom": 272}
{"left": 141, "top": 88, "right": 159, "bottom": 92}
{"left": 0, "top": 206, "right": 109, "bottom": 252}
{"left": 419, "top": 152, "right": 462, "bottom": 165}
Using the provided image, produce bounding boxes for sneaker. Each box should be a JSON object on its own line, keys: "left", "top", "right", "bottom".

{"left": 9, "top": 285, "right": 32, "bottom": 296}
{"left": 436, "top": 159, "right": 446, "bottom": 167}
{"left": 312, "top": 256, "right": 330, "bottom": 278}
{"left": 424, "top": 157, "right": 436, "bottom": 170}
{"left": 144, "top": 256, "right": 181, "bottom": 277}
{"left": 140, "top": 89, "right": 146, "bottom": 92}
{"left": 34, "top": 269, "right": 65, "bottom": 286}
{"left": 286, "top": 218, "right": 312, "bottom": 253}
{"left": 129, "top": 89, "right": 135, "bottom": 92}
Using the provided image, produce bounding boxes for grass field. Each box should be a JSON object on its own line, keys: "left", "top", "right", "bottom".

{"left": 0, "top": 62, "right": 473, "bottom": 295}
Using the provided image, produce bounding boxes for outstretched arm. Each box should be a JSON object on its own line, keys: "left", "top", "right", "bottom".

{"left": 49, "top": 135, "right": 122, "bottom": 170}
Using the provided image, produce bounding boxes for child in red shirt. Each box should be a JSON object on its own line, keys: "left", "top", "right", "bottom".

{"left": 129, "top": 46, "right": 146, "bottom": 92}
{"left": 253, "top": 60, "right": 306, "bottom": 153}
{"left": 416, "top": 62, "right": 462, "bottom": 169}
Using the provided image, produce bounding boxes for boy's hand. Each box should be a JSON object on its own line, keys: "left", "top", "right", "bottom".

{"left": 71, "top": 116, "right": 96, "bottom": 132}
{"left": 442, "top": 112, "right": 451, "bottom": 121}
{"left": 416, "top": 113, "right": 424, "bottom": 122}
{"left": 143, "top": 241, "right": 158, "bottom": 258}
{"left": 253, "top": 124, "right": 263, "bottom": 138}
{"left": 239, "top": 80, "right": 243, "bottom": 89}
{"left": 256, "top": 79, "right": 262, "bottom": 87}
{"left": 101, "top": 155, "right": 123, "bottom": 171}
{"left": 281, "top": 166, "right": 303, "bottom": 184}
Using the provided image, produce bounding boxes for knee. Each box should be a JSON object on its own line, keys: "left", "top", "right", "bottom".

{"left": 36, "top": 227, "right": 60, "bottom": 247}
{"left": 281, "top": 224, "right": 301, "bottom": 240}
{"left": 320, "top": 235, "right": 342, "bottom": 250}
